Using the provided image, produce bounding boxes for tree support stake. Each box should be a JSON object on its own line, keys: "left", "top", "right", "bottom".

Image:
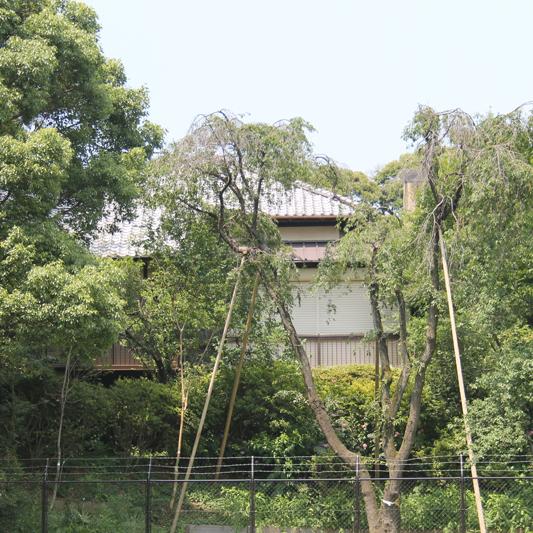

{"left": 438, "top": 227, "right": 486, "bottom": 533}
{"left": 215, "top": 271, "right": 260, "bottom": 479}
{"left": 170, "top": 256, "right": 246, "bottom": 533}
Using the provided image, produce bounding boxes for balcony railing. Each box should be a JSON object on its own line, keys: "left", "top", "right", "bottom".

{"left": 93, "top": 335, "right": 400, "bottom": 370}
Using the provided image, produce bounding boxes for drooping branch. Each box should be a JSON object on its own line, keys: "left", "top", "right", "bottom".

{"left": 367, "top": 245, "right": 397, "bottom": 459}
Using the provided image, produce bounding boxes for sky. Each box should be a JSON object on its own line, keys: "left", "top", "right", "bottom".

{"left": 85, "top": 0, "right": 533, "bottom": 174}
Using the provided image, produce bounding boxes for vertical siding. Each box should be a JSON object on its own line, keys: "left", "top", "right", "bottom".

{"left": 303, "top": 336, "right": 401, "bottom": 368}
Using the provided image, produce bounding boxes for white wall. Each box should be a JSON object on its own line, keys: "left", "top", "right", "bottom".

{"left": 279, "top": 225, "right": 340, "bottom": 242}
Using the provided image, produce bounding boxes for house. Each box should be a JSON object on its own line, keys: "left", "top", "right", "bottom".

{"left": 90, "top": 182, "right": 400, "bottom": 369}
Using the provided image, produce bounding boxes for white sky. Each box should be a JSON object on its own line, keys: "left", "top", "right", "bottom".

{"left": 85, "top": 0, "right": 533, "bottom": 174}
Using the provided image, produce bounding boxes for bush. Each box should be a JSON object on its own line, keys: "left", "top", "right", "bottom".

{"left": 484, "top": 482, "right": 533, "bottom": 532}
{"left": 107, "top": 378, "right": 179, "bottom": 455}
{"left": 314, "top": 364, "right": 380, "bottom": 454}
{"left": 401, "top": 483, "right": 461, "bottom": 531}
{"left": 1, "top": 358, "right": 449, "bottom": 461}
{"left": 62, "top": 381, "right": 114, "bottom": 456}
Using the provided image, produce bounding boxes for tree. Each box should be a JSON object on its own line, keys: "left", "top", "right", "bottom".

{"left": 123, "top": 215, "right": 236, "bottom": 383}
{"left": 0, "top": 0, "right": 162, "bottom": 461}
{"left": 155, "top": 108, "right": 533, "bottom": 532}
{"left": 153, "top": 110, "right": 387, "bottom": 526}
{"left": 0, "top": 0, "right": 163, "bottom": 235}
{"left": 326, "top": 106, "right": 533, "bottom": 530}
{"left": 415, "top": 110, "right": 533, "bottom": 465}
{"left": 0, "top": 0, "right": 163, "bottom": 371}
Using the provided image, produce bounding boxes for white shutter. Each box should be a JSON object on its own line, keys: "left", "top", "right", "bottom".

{"left": 318, "top": 283, "right": 373, "bottom": 334}
{"left": 291, "top": 282, "right": 319, "bottom": 335}
{"left": 290, "top": 282, "right": 373, "bottom": 336}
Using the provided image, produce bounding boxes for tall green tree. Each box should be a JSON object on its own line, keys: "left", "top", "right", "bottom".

{"left": 0, "top": 0, "right": 163, "bottom": 368}
{"left": 0, "top": 0, "right": 162, "bottom": 457}
{"left": 0, "top": 0, "right": 163, "bottom": 234}
{"left": 325, "top": 106, "right": 533, "bottom": 531}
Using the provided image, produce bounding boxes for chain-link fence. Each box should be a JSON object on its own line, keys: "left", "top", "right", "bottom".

{"left": 1, "top": 456, "right": 531, "bottom": 532}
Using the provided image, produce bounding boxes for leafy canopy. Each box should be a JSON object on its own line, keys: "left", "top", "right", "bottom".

{"left": 0, "top": 1, "right": 162, "bottom": 373}
{"left": 0, "top": 0, "right": 163, "bottom": 235}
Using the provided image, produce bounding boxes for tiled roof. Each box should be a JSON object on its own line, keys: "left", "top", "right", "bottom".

{"left": 90, "top": 207, "right": 160, "bottom": 258}
{"left": 90, "top": 182, "right": 354, "bottom": 258}
{"left": 261, "top": 182, "right": 353, "bottom": 218}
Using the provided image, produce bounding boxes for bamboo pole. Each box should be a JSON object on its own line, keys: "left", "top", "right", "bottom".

{"left": 373, "top": 338, "right": 380, "bottom": 479}
{"left": 438, "top": 227, "right": 486, "bottom": 533}
{"left": 215, "top": 271, "right": 260, "bottom": 479}
{"left": 169, "top": 257, "right": 245, "bottom": 533}
{"left": 169, "top": 326, "right": 188, "bottom": 510}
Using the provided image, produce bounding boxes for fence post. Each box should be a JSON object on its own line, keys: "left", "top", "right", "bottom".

{"left": 354, "top": 455, "right": 361, "bottom": 533}
{"left": 41, "top": 458, "right": 49, "bottom": 533}
{"left": 459, "top": 453, "right": 466, "bottom": 533}
{"left": 145, "top": 456, "right": 152, "bottom": 533}
{"left": 249, "top": 456, "right": 256, "bottom": 533}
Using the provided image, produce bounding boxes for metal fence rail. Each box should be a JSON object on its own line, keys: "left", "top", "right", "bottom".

{"left": 0, "top": 455, "right": 531, "bottom": 532}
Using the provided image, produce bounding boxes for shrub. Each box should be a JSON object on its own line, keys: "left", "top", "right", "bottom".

{"left": 108, "top": 378, "right": 179, "bottom": 455}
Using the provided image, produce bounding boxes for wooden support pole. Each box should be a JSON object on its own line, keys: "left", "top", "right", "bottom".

{"left": 215, "top": 271, "right": 260, "bottom": 479}
{"left": 438, "top": 227, "right": 486, "bottom": 533}
{"left": 169, "top": 352, "right": 188, "bottom": 510}
{"left": 169, "top": 257, "right": 245, "bottom": 533}
{"left": 374, "top": 338, "right": 380, "bottom": 479}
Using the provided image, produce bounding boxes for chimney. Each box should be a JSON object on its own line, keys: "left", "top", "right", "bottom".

{"left": 399, "top": 168, "right": 424, "bottom": 212}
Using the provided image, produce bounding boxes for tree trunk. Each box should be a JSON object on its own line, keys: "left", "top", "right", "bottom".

{"left": 378, "top": 506, "right": 401, "bottom": 533}
{"left": 261, "top": 274, "right": 382, "bottom": 531}
{"left": 377, "top": 476, "right": 402, "bottom": 533}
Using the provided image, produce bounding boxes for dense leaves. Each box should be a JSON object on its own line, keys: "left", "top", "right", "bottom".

{"left": 0, "top": 0, "right": 163, "bottom": 234}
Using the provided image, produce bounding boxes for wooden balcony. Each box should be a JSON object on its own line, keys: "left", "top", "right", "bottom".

{"left": 93, "top": 335, "right": 400, "bottom": 371}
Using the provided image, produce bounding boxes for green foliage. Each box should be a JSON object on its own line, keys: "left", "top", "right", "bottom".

{"left": 107, "top": 378, "right": 179, "bottom": 454}
{"left": 431, "top": 327, "right": 533, "bottom": 465}
{"left": 0, "top": 0, "right": 163, "bottom": 234}
{"left": 0, "top": 360, "right": 387, "bottom": 459}
{"left": 124, "top": 215, "right": 239, "bottom": 383}
{"left": 315, "top": 365, "right": 380, "bottom": 453}
{"left": 1, "top": 475, "right": 530, "bottom": 532}
{"left": 484, "top": 482, "right": 533, "bottom": 532}
{"left": 319, "top": 106, "right": 533, "bottom": 478}
{"left": 0, "top": 479, "right": 41, "bottom": 533}
{"left": 401, "top": 483, "right": 462, "bottom": 531}
{"left": 152, "top": 111, "right": 315, "bottom": 303}
{"left": 219, "top": 358, "right": 320, "bottom": 458}
{"left": 0, "top": 227, "right": 134, "bottom": 370}
{"left": 0, "top": 3, "right": 161, "bottom": 458}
